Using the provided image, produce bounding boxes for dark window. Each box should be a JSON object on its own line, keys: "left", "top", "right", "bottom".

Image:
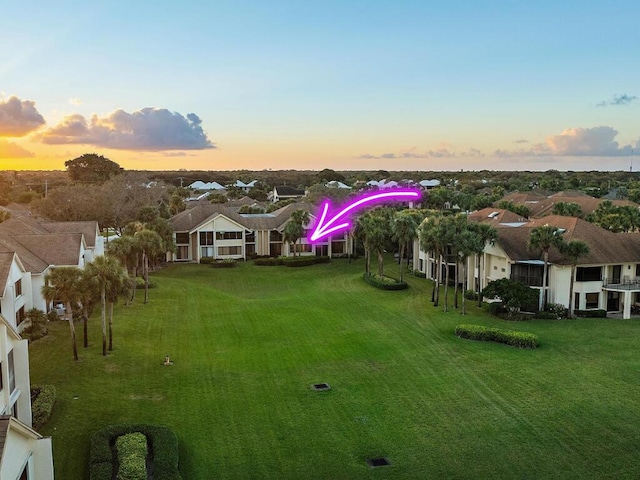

{"left": 8, "top": 350, "right": 15, "bottom": 393}
{"left": 218, "top": 246, "right": 242, "bottom": 255}
{"left": 246, "top": 244, "right": 255, "bottom": 255}
{"left": 216, "top": 231, "right": 242, "bottom": 240}
{"left": 270, "top": 231, "right": 283, "bottom": 242}
{"left": 636, "top": 264, "right": 640, "bottom": 277}
{"left": 576, "top": 267, "right": 602, "bottom": 282}
{"left": 19, "top": 462, "right": 28, "bottom": 480}
{"left": 199, "top": 231, "right": 214, "bottom": 245}
{"left": 246, "top": 231, "right": 255, "bottom": 243}
{"left": 0, "top": 361, "right": 3, "bottom": 391}
{"left": 586, "top": 293, "right": 599, "bottom": 309}
{"left": 175, "top": 232, "right": 189, "bottom": 244}
{"left": 17, "top": 306, "right": 26, "bottom": 326}
{"left": 15, "top": 279, "right": 22, "bottom": 296}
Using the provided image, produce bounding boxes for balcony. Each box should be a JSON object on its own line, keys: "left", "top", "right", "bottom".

{"left": 511, "top": 274, "right": 543, "bottom": 287}
{"left": 602, "top": 277, "right": 640, "bottom": 290}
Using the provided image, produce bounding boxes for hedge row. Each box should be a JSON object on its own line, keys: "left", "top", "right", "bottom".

{"left": 455, "top": 324, "right": 539, "bottom": 348}
{"left": 90, "top": 424, "right": 181, "bottom": 480}
{"left": 254, "top": 256, "right": 331, "bottom": 267}
{"left": 210, "top": 259, "right": 237, "bottom": 268}
{"left": 575, "top": 309, "right": 607, "bottom": 318}
{"left": 116, "top": 432, "right": 147, "bottom": 480}
{"left": 31, "top": 384, "right": 56, "bottom": 430}
{"left": 363, "top": 273, "right": 408, "bottom": 290}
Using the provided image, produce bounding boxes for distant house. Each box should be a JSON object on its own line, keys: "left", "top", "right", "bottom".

{"left": 325, "top": 181, "right": 351, "bottom": 189}
{"left": 188, "top": 180, "right": 226, "bottom": 191}
{"left": 419, "top": 179, "right": 441, "bottom": 189}
{"left": 0, "top": 313, "right": 54, "bottom": 479}
{"left": 233, "top": 180, "right": 258, "bottom": 193}
{"left": 169, "top": 202, "right": 351, "bottom": 262}
{"left": 366, "top": 180, "right": 398, "bottom": 189}
{"left": 269, "top": 186, "right": 305, "bottom": 203}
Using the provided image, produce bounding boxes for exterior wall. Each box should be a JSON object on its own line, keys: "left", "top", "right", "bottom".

{"left": 195, "top": 216, "right": 245, "bottom": 261}
{"left": 1, "top": 420, "right": 54, "bottom": 480}
{"left": 0, "top": 326, "right": 31, "bottom": 424}
{"left": 1, "top": 258, "right": 32, "bottom": 332}
{"left": 549, "top": 265, "right": 572, "bottom": 307}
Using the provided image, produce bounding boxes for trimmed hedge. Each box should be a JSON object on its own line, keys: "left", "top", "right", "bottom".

{"left": 575, "top": 309, "right": 607, "bottom": 318}
{"left": 254, "top": 257, "right": 284, "bottom": 266}
{"left": 199, "top": 256, "right": 215, "bottom": 264}
{"left": 283, "top": 256, "right": 331, "bottom": 267}
{"left": 31, "top": 384, "right": 56, "bottom": 430}
{"left": 90, "top": 424, "right": 181, "bottom": 480}
{"left": 211, "top": 259, "right": 237, "bottom": 268}
{"left": 455, "top": 324, "right": 539, "bottom": 349}
{"left": 116, "top": 433, "right": 147, "bottom": 480}
{"left": 363, "top": 273, "right": 408, "bottom": 290}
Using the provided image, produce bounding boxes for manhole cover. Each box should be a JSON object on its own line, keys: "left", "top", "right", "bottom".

{"left": 312, "top": 383, "right": 331, "bottom": 391}
{"left": 367, "top": 457, "right": 391, "bottom": 468}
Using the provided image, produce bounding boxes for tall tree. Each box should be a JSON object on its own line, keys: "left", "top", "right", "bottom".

{"left": 65, "top": 153, "right": 123, "bottom": 183}
{"left": 284, "top": 209, "right": 311, "bottom": 256}
{"left": 106, "top": 265, "right": 129, "bottom": 352}
{"left": 392, "top": 210, "right": 422, "bottom": 282}
{"left": 134, "top": 229, "right": 163, "bottom": 304}
{"left": 418, "top": 214, "right": 443, "bottom": 306}
{"left": 107, "top": 235, "right": 139, "bottom": 302}
{"left": 560, "top": 240, "right": 590, "bottom": 318}
{"left": 42, "top": 267, "right": 83, "bottom": 360}
{"left": 359, "top": 208, "right": 392, "bottom": 276}
{"left": 77, "top": 270, "right": 100, "bottom": 348}
{"left": 86, "top": 256, "right": 126, "bottom": 355}
{"left": 470, "top": 223, "right": 498, "bottom": 307}
{"left": 528, "top": 225, "right": 565, "bottom": 311}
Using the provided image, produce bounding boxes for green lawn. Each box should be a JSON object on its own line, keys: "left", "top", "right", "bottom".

{"left": 30, "top": 259, "right": 640, "bottom": 479}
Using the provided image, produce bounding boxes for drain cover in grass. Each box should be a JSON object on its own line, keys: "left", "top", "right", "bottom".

{"left": 312, "top": 383, "right": 331, "bottom": 391}
{"left": 367, "top": 457, "right": 391, "bottom": 468}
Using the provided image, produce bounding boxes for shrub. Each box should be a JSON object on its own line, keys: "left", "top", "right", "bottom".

{"left": 412, "top": 270, "right": 427, "bottom": 278}
{"left": 134, "top": 277, "right": 155, "bottom": 289}
{"left": 546, "top": 303, "right": 568, "bottom": 318}
{"left": 254, "top": 257, "right": 284, "bottom": 266}
{"left": 199, "top": 256, "right": 215, "bottom": 264}
{"left": 574, "top": 309, "right": 607, "bottom": 318}
{"left": 31, "top": 384, "right": 56, "bottom": 430}
{"left": 464, "top": 290, "right": 479, "bottom": 300}
{"left": 455, "top": 324, "right": 539, "bottom": 348}
{"left": 90, "top": 424, "right": 182, "bottom": 480}
{"left": 211, "top": 259, "right": 237, "bottom": 268}
{"left": 363, "top": 273, "right": 408, "bottom": 290}
{"left": 482, "top": 278, "right": 539, "bottom": 313}
{"left": 116, "top": 432, "right": 147, "bottom": 480}
{"left": 283, "top": 256, "right": 331, "bottom": 267}
{"left": 487, "top": 302, "right": 505, "bottom": 315}
{"left": 534, "top": 311, "right": 558, "bottom": 319}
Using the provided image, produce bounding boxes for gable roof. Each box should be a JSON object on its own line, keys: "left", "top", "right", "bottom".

{"left": 12, "top": 234, "right": 84, "bottom": 267}
{"left": 42, "top": 221, "right": 98, "bottom": 248}
{"left": 468, "top": 208, "right": 527, "bottom": 226}
{"left": 0, "top": 236, "right": 50, "bottom": 273}
{"left": 274, "top": 186, "right": 305, "bottom": 196}
{"left": 495, "top": 215, "right": 640, "bottom": 266}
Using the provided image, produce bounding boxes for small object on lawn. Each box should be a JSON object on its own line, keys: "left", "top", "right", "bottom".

{"left": 163, "top": 354, "right": 174, "bottom": 366}
{"left": 73, "top": 395, "right": 79, "bottom": 400}
{"left": 312, "top": 383, "right": 330, "bottom": 391}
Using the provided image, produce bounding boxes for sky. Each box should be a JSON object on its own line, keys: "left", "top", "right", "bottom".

{"left": 1, "top": 0, "right": 639, "bottom": 172}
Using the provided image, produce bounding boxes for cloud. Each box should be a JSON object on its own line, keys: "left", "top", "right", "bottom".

{"left": 0, "top": 96, "right": 46, "bottom": 136}
{"left": 514, "top": 139, "right": 529, "bottom": 144}
{"left": 545, "top": 126, "right": 633, "bottom": 156}
{"left": 356, "top": 148, "right": 457, "bottom": 160}
{"left": 0, "top": 139, "right": 35, "bottom": 158}
{"left": 41, "top": 107, "right": 215, "bottom": 151}
{"left": 596, "top": 94, "right": 638, "bottom": 107}
{"left": 69, "top": 98, "right": 82, "bottom": 106}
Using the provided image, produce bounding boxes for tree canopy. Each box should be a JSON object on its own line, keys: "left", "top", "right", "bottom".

{"left": 65, "top": 153, "right": 123, "bottom": 183}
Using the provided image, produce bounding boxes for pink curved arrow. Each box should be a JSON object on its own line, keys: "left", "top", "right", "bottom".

{"left": 308, "top": 189, "right": 422, "bottom": 243}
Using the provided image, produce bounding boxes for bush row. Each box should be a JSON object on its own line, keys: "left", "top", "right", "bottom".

{"left": 90, "top": 424, "right": 182, "bottom": 480}
{"left": 455, "top": 324, "right": 539, "bottom": 348}
{"left": 254, "top": 256, "right": 331, "bottom": 267}
{"left": 363, "top": 273, "right": 408, "bottom": 290}
{"left": 210, "top": 259, "right": 237, "bottom": 268}
{"left": 31, "top": 384, "right": 56, "bottom": 430}
{"left": 574, "top": 309, "right": 607, "bottom": 318}
{"left": 116, "top": 432, "right": 147, "bottom": 480}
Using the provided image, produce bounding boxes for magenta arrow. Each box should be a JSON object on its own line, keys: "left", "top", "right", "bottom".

{"left": 308, "top": 189, "right": 422, "bottom": 243}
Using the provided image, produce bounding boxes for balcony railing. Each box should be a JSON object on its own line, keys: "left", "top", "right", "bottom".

{"left": 511, "top": 274, "right": 543, "bottom": 287}
{"left": 603, "top": 277, "right": 640, "bottom": 289}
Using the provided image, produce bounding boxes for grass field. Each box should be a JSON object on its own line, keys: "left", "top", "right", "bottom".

{"left": 30, "top": 259, "right": 640, "bottom": 479}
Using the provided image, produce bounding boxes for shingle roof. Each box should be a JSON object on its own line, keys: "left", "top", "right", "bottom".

{"left": 0, "top": 252, "right": 14, "bottom": 296}
{"left": 42, "top": 221, "right": 98, "bottom": 248}
{"left": 496, "top": 215, "right": 640, "bottom": 266}
{"left": 12, "top": 234, "right": 83, "bottom": 267}
{"left": 274, "top": 186, "right": 305, "bottom": 196}
{"left": 0, "top": 236, "right": 49, "bottom": 273}
{"left": 468, "top": 208, "right": 527, "bottom": 225}
{"left": 0, "top": 415, "right": 10, "bottom": 463}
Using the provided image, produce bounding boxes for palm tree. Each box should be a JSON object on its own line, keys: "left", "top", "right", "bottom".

{"left": 134, "top": 229, "right": 163, "bottom": 304}
{"left": 289, "top": 209, "right": 311, "bottom": 256}
{"left": 78, "top": 270, "right": 100, "bottom": 348}
{"left": 528, "top": 225, "right": 565, "bottom": 311}
{"left": 107, "top": 235, "right": 138, "bottom": 303}
{"left": 106, "top": 266, "right": 129, "bottom": 351}
{"left": 418, "top": 214, "right": 443, "bottom": 306}
{"left": 560, "top": 240, "right": 590, "bottom": 318}
{"left": 283, "top": 219, "right": 304, "bottom": 257}
{"left": 42, "top": 267, "right": 83, "bottom": 360}
{"left": 470, "top": 223, "right": 498, "bottom": 307}
{"left": 391, "top": 210, "right": 422, "bottom": 282}
{"left": 457, "top": 226, "right": 484, "bottom": 315}
{"left": 86, "top": 255, "right": 126, "bottom": 355}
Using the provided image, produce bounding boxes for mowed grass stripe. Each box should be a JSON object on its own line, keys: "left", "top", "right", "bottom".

{"left": 29, "top": 259, "right": 640, "bottom": 479}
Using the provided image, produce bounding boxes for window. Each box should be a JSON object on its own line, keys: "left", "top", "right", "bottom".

{"left": 574, "top": 292, "right": 580, "bottom": 310}
{"left": 176, "top": 245, "right": 189, "bottom": 260}
{"left": 246, "top": 231, "right": 255, "bottom": 243}
{"left": 19, "top": 462, "right": 28, "bottom": 480}
{"left": 586, "top": 293, "right": 599, "bottom": 309}
{"left": 200, "top": 247, "right": 214, "bottom": 258}
{"left": 293, "top": 243, "right": 312, "bottom": 253}
{"left": 246, "top": 244, "right": 256, "bottom": 255}
{"left": 15, "top": 279, "right": 22, "bottom": 297}
{"left": 199, "top": 231, "right": 214, "bottom": 245}
{"left": 331, "top": 241, "right": 345, "bottom": 254}
{"left": 216, "top": 231, "right": 242, "bottom": 240}
{"left": 576, "top": 267, "right": 602, "bottom": 282}
{"left": 270, "top": 231, "right": 282, "bottom": 242}
{"left": 0, "top": 361, "right": 3, "bottom": 391}
{"left": 8, "top": 350, "right": 15, "bottom": 393}
{"left": 218, "top": 246, "right": 242, "bottom": 256}
{"left": 175, "top": 232, "right": 189, "bottom": 244}
{"left": 17, "top": 306, "right": 26, "bottom": 326}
